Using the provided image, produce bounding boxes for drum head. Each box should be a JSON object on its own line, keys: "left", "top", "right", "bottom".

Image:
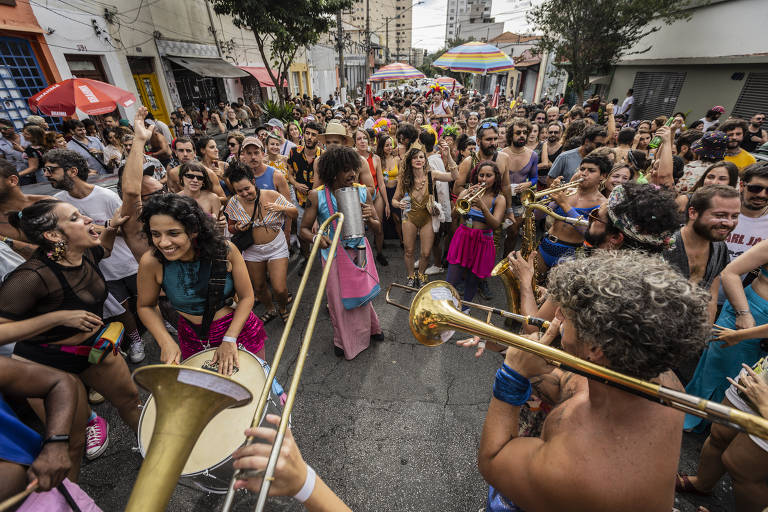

{"left": 138, "top": 348, "right": 268, "bottom": 476}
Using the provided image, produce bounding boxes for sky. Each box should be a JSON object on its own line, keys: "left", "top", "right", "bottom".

{"left": 411, "top": 0, "right": 536, "bottom": 53}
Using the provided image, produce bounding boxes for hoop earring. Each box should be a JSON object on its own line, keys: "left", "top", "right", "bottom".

{"left": 48, "top": 240, "right": 67, "bottom": 261}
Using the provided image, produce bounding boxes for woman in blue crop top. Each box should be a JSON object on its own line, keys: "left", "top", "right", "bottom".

{"left": 137, "top": 194, "right": 265, "bottom": 376}
{"left": 447, "top": 161, "right": 506, "bottom": 303}
{"left": 537, "top": 154, "right": 609, "bottom": 271}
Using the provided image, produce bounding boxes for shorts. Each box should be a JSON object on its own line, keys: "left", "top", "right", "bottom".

{"left": 538, "top": 234, "right": 581, "bottom": 267}
{"left": 106, "top": 274, "right": 138, "bottom": 303}
{"left": 177, "top": 311, "right": 266, "bottom": 359}
{"left": 242, "top": 233, "right": 289, "bottom": 262}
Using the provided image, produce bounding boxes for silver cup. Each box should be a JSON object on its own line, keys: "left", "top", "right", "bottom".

{"left": 335, "top": 187, "right": 365, "bottom": 241}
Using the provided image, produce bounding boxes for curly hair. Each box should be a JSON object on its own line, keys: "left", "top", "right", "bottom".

{"left": 548, "top": 251, "right": 710, "bottom": 380}
{"left": 316, "top": 145, "right": 360, "bottom": 187}
{"left": 604, "top": 182, "right": 681, "bottom": 252}
{"left": 139, "top": 194, "right": 226, "bottom": 263}
{"left": 505, "top": 117, "right": 532, "bottom": 147}
{"left": 43, "top": 149, "right": 89, "bottom": 181}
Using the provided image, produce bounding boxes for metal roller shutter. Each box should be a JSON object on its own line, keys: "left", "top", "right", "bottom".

{"left": 732, "top": 72, "right": 768, "bottom": 128}
{"left": 630, "top": 71, "right": 687, "bottom": 121}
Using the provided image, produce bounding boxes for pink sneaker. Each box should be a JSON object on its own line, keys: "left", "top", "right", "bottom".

{"left": 85, "top": 415, "right": 109, "bottom": 460}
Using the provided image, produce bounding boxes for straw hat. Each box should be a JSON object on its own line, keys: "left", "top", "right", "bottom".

{"left": 317, "top": 122, "right": 353, "bottom": 146}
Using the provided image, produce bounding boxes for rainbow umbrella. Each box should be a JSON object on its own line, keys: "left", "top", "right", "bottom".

{"left": 432, "top": 41, "right": 514, "bottom": 75}
{"left": 435, "top": 76, "right": 464, "bottom": 90}
{"left": 369, "top": 62, "right": 426, "bottom": 82}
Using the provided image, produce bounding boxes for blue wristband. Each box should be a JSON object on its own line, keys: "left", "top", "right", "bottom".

{"left": 492, "top": 363, "right": 532, "bottom": 406}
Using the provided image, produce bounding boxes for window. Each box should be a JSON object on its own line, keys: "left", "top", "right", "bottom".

{"left": 732, "top": 72, "right": 768, "bottom": 128}
{"left": 630, "top": 71, "right": 686, "bottom": 121}
{"left": 0, "top": 36, "right": 56, "bottom": 130}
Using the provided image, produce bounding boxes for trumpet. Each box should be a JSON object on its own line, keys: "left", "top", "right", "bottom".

{"left": 519, "top": 178, "right": 583, "bottom": 206}
{"left": 455, "top": 184, "right": 486, "bottom": 215}
{"left": 387, "top": 280, "right": 768, "bottom": 440}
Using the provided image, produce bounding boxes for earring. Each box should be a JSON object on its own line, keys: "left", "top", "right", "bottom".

{"left": 47, "top": 240, "right": 66, "bottom": 261}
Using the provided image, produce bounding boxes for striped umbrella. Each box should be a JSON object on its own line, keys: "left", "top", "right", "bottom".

{"left": 435, "top": 76, "right": 464, "bottom": 90}
{"left": 433, "top": 41, "right": 514, "bottom": 75}
{"left": 369, "top": 62, "right": 426, "bottom": 82}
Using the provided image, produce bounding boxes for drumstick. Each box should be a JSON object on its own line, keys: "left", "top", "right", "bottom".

{"left": 0, "top": 480, "right": 38, "bottom": 511}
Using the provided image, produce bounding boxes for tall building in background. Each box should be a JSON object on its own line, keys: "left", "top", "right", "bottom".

{"left": 344, "top": 0, "right": 413, "bottom": 64}
{"left": 445, "top": 0, "right": 503, "bottom": 42}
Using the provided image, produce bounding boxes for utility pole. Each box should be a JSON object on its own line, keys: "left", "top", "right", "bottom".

{"left": 365, "top": 0, "right": 371, "bottom": 80}
{"left": 385, "top": 17, "right": 390, "bottom": 64}
{"left": 336, "top": 10, "right": 345, "bottom": 92}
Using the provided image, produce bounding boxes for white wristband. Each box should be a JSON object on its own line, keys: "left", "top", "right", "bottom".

{"left": 221, "top": 336, "right": 237, "bottom": 344}
{"left": 312, "top": 234, "right": 318, "bottom": 244}
{"left": 293, "top": 464, "right": 316, "bottom": 503}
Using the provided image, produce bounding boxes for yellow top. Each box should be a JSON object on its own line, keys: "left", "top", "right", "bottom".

{"left": 726, "top": 149, "right": 757, "bottom": 172}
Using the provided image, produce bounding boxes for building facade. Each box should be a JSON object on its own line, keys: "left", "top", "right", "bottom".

{"left": 607, "top": 0, "right": 768, "bottom": 122}
{"left": 445, "top": 0, "right": 501, "bottom": 42}
{"left": 343, "top": 0, "right": 413, "bottom": 64}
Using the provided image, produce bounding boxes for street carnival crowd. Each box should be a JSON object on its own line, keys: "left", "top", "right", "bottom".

{"left": 1, "top": 83, "right": 768, "bottom": 511}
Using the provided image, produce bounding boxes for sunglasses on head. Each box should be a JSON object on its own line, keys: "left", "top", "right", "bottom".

{"left": 746, "top": 184, "right": 768, "bottom": 194}
{"left": 480, "top": 122, "right": 498, "bottom": 129}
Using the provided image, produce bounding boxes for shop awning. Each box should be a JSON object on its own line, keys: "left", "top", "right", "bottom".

{"left": 238, "top": 66, "right": 287, "bottom": 88}
{"left": 166, "top": 56, "right": 249, "bottom": 78}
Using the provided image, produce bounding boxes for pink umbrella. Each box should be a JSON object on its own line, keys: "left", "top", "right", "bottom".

{"left": 29, "top": 78, "right": 136, "bottom": 116}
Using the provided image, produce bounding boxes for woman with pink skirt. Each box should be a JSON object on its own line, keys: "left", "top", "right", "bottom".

{"left": 300, "top": 145, "right": 382, "bottom": 360}
{"left": 447, "top": 160, "right": 506, "bottom": 306}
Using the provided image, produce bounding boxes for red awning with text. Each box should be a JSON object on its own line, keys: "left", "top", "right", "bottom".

{"left": 238, "top": 66, "right": 287, "bottom": 88}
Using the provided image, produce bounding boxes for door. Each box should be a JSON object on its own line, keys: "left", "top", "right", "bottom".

{"left": 132, "top": 73, "right": 170, "bottom": 126}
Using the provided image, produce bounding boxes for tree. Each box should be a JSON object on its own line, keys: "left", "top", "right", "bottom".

{"left": 527, "top": 0, "right": 691, "bottom": 103}
{"left": 211, "top": 0, "right": 353, "bottom": 104}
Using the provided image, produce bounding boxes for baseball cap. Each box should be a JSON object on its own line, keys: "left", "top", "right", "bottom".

{"left": 691, "top": 131, "right": 727, "bottom": 160}
{"left": 241, "top": 136, "right": 264, "bottom": 151}
{"left": 267, "top": 118, "right": 285, "bottom": 130}
{"left": 711, "top": 106, "right": 726, "bottom": 114}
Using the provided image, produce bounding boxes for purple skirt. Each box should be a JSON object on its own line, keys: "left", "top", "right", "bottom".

{"left": 177, "top": 311, "right": 266, "bottom": 359}
{"left": 447, "top": 224, "right": 496, "bottom": 278}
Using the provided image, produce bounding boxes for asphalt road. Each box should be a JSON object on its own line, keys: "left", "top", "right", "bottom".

{"left": 21, "top": 177, "right": 735, "bottom": 511}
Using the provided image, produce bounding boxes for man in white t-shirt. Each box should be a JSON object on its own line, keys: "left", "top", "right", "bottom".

{"left": 43, "top": 149, "right": 145, "bottom": 363}
{"left": 617, "top": 89, "right": 633, "bottom": 119}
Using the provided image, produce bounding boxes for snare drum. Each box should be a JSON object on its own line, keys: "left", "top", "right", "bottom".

{"left": 138, "top": 348, "right": 269, "bottom": 493}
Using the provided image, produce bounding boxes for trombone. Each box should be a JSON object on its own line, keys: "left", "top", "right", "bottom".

{"left": 221, "top": 212, "right": 345, "bottom": 512}
{"left": 455, "top": 184, "right": 486, "bottom": 215}
{"left": 387, "top": 280, "right": 768, "bottom": 440}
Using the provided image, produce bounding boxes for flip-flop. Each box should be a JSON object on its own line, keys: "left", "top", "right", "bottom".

{"left": 674, "top": 473, "right": 711, "bottom": 496}
{"left": 259, "top": 310, "right": 278, "bottom": 324}
{"left": 279, "top": 309, "right": 290, "bottom": 322}
{"left": 286, "top": 292, "right": 293, "bottom": 304}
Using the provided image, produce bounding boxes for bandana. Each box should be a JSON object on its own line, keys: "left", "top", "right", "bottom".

{"left": 606, "top": 185, "right": 676, "bottom": 249}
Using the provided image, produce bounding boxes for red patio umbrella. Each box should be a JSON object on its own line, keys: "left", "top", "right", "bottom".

{"left": 29, "top": 78, "right": 136, "bottom": 117}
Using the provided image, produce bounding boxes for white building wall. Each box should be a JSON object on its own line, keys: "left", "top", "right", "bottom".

{"left": 30, "top": 4, "right": 140, "bottom": 120}
{"left": 310, "top": 45, "right": 337, "bottom": 101}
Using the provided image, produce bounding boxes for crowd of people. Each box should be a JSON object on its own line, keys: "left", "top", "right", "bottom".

{"left": 1, "top": 81, "right": 768, "bottom": 511}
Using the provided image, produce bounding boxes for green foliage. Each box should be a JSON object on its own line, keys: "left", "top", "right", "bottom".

{"left": 211, "top": 0, "right": 353, "bottom": 103}
{"left": 260, "top": 99, "right": 294, "bottom": 123}
{"left": 527, "top": 0, "right": 692, "bottom": 102}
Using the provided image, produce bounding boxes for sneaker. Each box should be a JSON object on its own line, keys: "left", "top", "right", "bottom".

{"left": 413, "top": 259, "right": 419, "bottom": 269}
{"left": 86, "top": 415, "right": 109, "bottom": 460}
{"left": 406, "top": 275, "right": 416, "bottom": 289}
{"left": 376, "top": 252, "right": 389, "bottom": 266}
{"left": 88, "top": 389, "right": 105, "bottom": 405}
{"left": 424, "top": 265, "right": 444, "bottom": 276}
{"left": 128, "top": 340, "right": 146, "bottom": 363}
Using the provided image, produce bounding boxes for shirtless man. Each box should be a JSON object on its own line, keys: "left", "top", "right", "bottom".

{"left": 501, "top": 118, "right": 538, "bottom": 253}
{"left": 536, "top": 153, "right": 609, "bottom": 273}
{"left": 0, "top": 159, "right": 48, "bottom": 258}
{"left": 663, "top": 185, "right": 740, "bottom": 323}
{"left": 479, "top": 251, "right": 709, "bottom": 512}
{"left": 166, "top": 137, "right": 225, "bottom": 200}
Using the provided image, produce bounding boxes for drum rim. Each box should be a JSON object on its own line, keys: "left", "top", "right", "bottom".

{"left": 136, "top": 347, "right": 270, "bottom": 476}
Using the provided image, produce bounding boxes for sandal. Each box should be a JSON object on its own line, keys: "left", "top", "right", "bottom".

{"left": 279, "top": 309, "right": 290, "bottom": 322}
{"left": 259, "top": 309, "right": 278, "bottom": 324}
{"left": 674, "top": 473, "right": 711, "bottom": 496}
{"left": 286, "top": 292, "right": 293, "bottom": 304}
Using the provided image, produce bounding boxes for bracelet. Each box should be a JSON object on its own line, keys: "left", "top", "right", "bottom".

{"left": 221, "top": 336, "right": 237, "bottom": 343}
{"left": 492, "top": 363, "right": 531, "bottom": 406}
{"left": 734, "top": 310, "right": 752, "bottom": 316}
{"left": 312, "top": 234, "right": 318, "bottom": 244}
{"left": 105, "top": 219, "right": 111, "bottom": 229}
{"left": 293, "top": 464, "right": 316, "bottom": 503}
{"left": 506, "top": 207, "right": 514, "bottom": 214}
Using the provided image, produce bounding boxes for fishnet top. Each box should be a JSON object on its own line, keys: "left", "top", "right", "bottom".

{"left": 0, "top": 247, "right": 107, "bottom": 344}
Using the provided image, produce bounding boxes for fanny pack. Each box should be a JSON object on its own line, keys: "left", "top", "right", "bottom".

{"left": 41, "top": 321, "right": 124, "bottom": 364}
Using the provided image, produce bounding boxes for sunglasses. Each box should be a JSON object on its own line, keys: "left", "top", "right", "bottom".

{"left": 480, "top": 122, "right": 498, "bottom": 129}
{"left": 42, "top": 165, "right": 61, "bottom": 174}
{"left": 588, "top": 209, "right": 606, "bottom": 225}
{"left": 746, "top": 184, "right": 768, "bottom": 194}
{"left": 228, "top": 142, "right": 237, "bottom": 147}
{"left": 184, "top": 174, "right": 205, "bottom": 181}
